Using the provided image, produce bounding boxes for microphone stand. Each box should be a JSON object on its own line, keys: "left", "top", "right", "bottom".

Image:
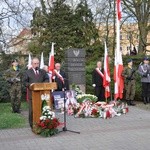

{"left": 59, "top": 79, "right": 80, "bottom": 134}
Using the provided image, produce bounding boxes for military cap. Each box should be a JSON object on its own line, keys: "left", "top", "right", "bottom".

{"left": 11, "top": 59, "right": 18, "bottom": 63}
{"left": 127, "top": 58, "right": 133, "bottom": 63}
{"left": 143, "top": 56, "right": 149, "bottom": 61}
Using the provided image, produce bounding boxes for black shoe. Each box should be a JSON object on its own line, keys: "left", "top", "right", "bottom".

{"left": 16, "top": 110, "right": 21, "bottom": 113}
{"left": 126, "top": 100, "right": 131, "bottom": 105}
{"left": 143, "top": 97, "right": 147, "bottom": 105}
{"left": 130, "top": 100, "right": 136, "bottom": 106}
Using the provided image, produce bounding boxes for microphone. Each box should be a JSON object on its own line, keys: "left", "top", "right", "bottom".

{"left": 35, "top": 67, "right": 39, "bottom": 71}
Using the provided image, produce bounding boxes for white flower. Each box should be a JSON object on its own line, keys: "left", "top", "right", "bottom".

{"left": 45, "top": 94, "right": 50, "bottom": 100}
{"left": 41, "top": 94, "right": 50, "bottom": 101}
{"left": 40, "top": 116, "right": 44, "bottom": 120}
{"left": 52, "top": 112, "right": 55, "bottom": 118}
{"left": 40, "top": 116, "right": 47, "bottom": 120}
{"left": 41, "top": 94, "right": 45, "bottom": 101}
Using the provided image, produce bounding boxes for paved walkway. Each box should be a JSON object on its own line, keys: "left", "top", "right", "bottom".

{"left": 0, "top": 106, "right": 150, "bottom": 150}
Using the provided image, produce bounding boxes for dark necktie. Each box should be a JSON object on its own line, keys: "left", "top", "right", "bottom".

{"left": 35, "top": 70, "right": 39, "bottom": 77}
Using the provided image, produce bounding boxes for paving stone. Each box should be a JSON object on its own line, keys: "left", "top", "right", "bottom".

{"left": 0, "top": 107, "right": 150, "bottom": 150}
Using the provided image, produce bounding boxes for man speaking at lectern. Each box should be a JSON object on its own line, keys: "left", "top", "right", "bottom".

{"left": 23, "top": 58, "right": 49, "bottom": 128}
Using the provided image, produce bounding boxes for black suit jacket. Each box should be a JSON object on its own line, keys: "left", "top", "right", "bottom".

{"left": 54, "top": 70, "right": 66, "bottom": 91}
{"left": 23, "top": 68, "right": 49, "bottom": 88}
{"left": 92, "top": 68, "right": 104, "bottom": 87}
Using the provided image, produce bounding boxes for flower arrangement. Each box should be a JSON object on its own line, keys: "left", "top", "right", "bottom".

{"left": 71, "top": 84, "right": 83, "bottom": 93}
{"left": 71, "top": 100, "right": 129, "bottom": 119}
{"left": 76, "top": 94, "right": 98, "bottom": 103}
{"left": 33, "top": 94, "right": 61, "bottom": 137}
{"left": 41, "top": 94, "right": 50, "bottom": 110}
{"left": 91, "top": 108, "right": 100, "bottom": 118}
{"left": 71, "top": 84, "right": 98, "bottom": 103}
{"left": 68, "top": 84, "right": 129, "bottom": 119}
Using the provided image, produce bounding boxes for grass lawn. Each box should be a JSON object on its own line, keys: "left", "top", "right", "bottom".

{"left": 0, "top": 101, "right": 28, "bottom": 129}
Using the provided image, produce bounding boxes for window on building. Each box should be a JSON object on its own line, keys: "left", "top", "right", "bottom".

{"left": 120, "top": 34, "right": 123, "bottom": 40}
{"left": 127, "top": 34, "right": 130, "bottom": 40}
{"left": 120, "top": 46, "right": 122, "bottom": 51}
{"left": 127, "top": 46, "right": 130, "bottom": 51}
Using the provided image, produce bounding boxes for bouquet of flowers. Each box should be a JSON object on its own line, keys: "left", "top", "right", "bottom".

{"left": 33, "top": 94, "right": 61, "bottom": 137}
{"left": 71, "top": 84, "right": 83, "bottom": 97}
{"left": 76, "top": 94, "right": 98, "bottom": 103}
{"left": 33, "top": 106, "right": 60, "bottom": 137}
{"left": 91, "top": 108, "right": 100, "bottom": 118}
{"left": 72, "top": 101, "right": 129, "bottom": 119}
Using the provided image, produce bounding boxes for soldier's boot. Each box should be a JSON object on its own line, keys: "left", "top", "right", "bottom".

{"left": 146, "top": 97, "right": 150, "bottom": 103}
{"left": 16, "top": 107, "right": 21, "bottom": 113}
{"left": 126, "top": 99, "right": 131, "bottom": 105}
{"left": 15, "top": 105, "right": 21, "bottom": 113}
{"left": 12, "top": 105, "right": 17, "bottom": 113}
{"left": 143, "top": 97, "right": 147, "bottom": 105}
{"left": 130, "top": 100, "right": 136, "bottom": 106}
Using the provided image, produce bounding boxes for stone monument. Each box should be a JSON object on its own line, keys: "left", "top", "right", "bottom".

{"left": 65, "top": 48, "right": 86, "bottom": 92}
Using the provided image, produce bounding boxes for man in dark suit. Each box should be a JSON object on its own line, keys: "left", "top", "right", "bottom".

{"left": 53, "top": 63, "right": 66, "bottom": 91}
{"left": 92, "top": 61, "right": 105, "bottom": 101}
{"left": 23, "top": 58, "right": 49, "bottom": 128}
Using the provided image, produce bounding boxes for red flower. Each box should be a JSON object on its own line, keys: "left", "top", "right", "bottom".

{"left": 91, "top": 109, "right": 98, "bottom": 116}
{"left": 40, "top": 122, "right": 46, "bottom": 128}
{"left": 45, "top": 119, "right": 50, "bottom": 124}
{"left": 106, "top": 110, "right": 111, "bottom": 119}
{"left": 48, "top": 125, "right": 53, "bottom": 129}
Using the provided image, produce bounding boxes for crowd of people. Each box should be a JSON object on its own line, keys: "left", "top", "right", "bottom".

{"left": 3, "top": 57, "right": 66, "bottom": 127}
{"left": 92, "top": 56, "right": 150, "bottom": 106}
{"left": 2, "top": 56, "right": 150, "bottom": 128}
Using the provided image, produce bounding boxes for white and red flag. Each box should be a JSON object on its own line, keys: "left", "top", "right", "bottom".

{"left": 26, "top": 53, "right": 32, "bottom": 102}
{"left": 114, "top": 0, "right": 124, "bottom": 100}
{"left": 103, "top": 42, "right": 111, "bottom": 99}
{"left": 27, "top": 53, "right": 32, "bottom": 69}
{"left": 48, "top": 42, "right": 55, "bottom": 73}
{"left": 40, "top": 52, "right": 45, "bottom": 69}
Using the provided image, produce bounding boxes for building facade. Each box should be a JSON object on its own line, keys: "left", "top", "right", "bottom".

{"left": 6, "top": 28, "right": 32, "bottom": 54}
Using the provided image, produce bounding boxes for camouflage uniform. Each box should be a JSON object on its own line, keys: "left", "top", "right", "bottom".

{"left": 4, "top": 67, "right": 22, "bottom": 113}
{"left": 122, "top": 66, "right": 136, "bottom": 105}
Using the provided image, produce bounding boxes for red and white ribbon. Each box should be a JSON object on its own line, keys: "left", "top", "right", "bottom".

{"left": 95, "top": 68, "right": 104, "bottom": 78}
{"left": 54, "top": 69, "right": 64, "bottom": 84}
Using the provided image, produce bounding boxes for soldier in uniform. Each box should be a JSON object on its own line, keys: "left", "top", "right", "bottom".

{"left": 122, "top": 59, "right": 136, "bottom": 106}
{"left": 138, "top": 56, "right": 150, "bottom": 104}
{"left": 4, "top": 59, "right": 22, "bottom": 113}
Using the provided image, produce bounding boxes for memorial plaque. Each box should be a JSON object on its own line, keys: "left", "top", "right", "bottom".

{"left": 65, "top": 48, "right": 86, "bottom": 92}
{"left": 67, "top": 72, "right": 85, "bottom": 84}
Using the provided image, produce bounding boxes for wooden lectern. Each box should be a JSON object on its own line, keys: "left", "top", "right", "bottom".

{"left": 30, "top": 82, "right": 57, "bottom": 125}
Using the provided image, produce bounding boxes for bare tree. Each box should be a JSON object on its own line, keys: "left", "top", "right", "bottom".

{"left": 0, "top": 0, "right": 39, "bottom": 48}
{"left": 122, "top": 0, "right": 150, "bottom": 53}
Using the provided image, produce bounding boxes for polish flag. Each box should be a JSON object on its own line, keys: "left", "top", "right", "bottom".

{"left": 103, "top": 42, "right": 111, "bottom": 99}
{"left": 114, "top": 0, "right": 124, "bottom": 100}
{"left": 48, "top": 42, "right": 55, "bottom": 72}
{"left": 26, "top": 53, "right": 32, "bottom": 102}
{"left": 40, "top": 52, "right": 44, "bottom": 69}
{"left": 27, "top": 53, "right": 32, "bottom": 69}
